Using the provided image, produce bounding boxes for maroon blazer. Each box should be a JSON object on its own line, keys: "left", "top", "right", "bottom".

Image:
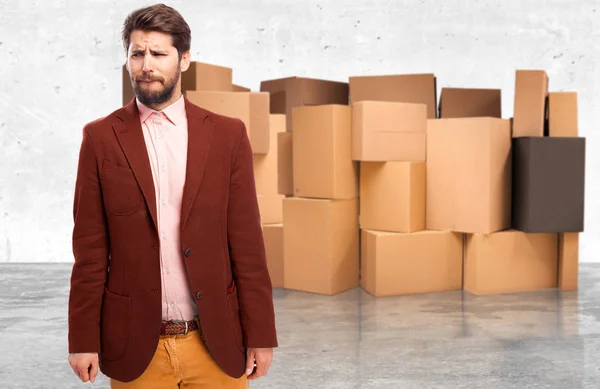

{"left": 68, "top": 97, "right": 278, "bottom": 382}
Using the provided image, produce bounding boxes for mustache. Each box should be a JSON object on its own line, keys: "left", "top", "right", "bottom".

{"left": 136, "top": 75, "right": 163, "bottom": 82}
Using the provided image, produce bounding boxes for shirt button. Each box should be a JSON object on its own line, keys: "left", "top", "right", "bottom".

{"left": 161, "top": 165, "right": 166, "bottom": 172}
{"left": 162, "top": 233, "right": 167, "bottom": 239}
{"left": 170, "top": 303, "right": 175, "bottom": 309}
{"left": 195, "top": 291, "right": 203, "bottom": 300}
{"left": 165, "top": 268, "right": 170, "bottom": 274}
{"left": 184, "top": 248, "right": 192, "bottom": 257}
{"left": 155, "top": 112, "right": 161, "bottom": 118}
{"left": 161, "top": 200, "right": 166, "bottom": 206}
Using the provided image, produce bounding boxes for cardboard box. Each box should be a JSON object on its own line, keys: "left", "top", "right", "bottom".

{"left": 232, "top": 84, "right": 251, "bottom": 92}
{"left": 558, "top": 232, "right": 579, "bottom": 291}
{"left": 439, "top": 87, "right": 501, "bottom": 118}
{"left": 360, "top": 162, "right": 425, "bottom": 233}
{"left": 262, "top": 224, "right": 284, "bottom": 288}
{"left": 260, "top": 76, "right": 349, "bottom": 131}
{"left": 283, "top": 197, "right": 359, "bottom": 295}
{"left": 292, "top": 105, "right": 359, "bottom": 199}
{"left": 549, "top": 92, "right": 578, "bottom": 137}
{"left": 181, "top": 61, "right": 233, "bottom": 92}
{"left": 122, "top": 65, "right": 134, "bottom": 106}
{"left": 464, "top": 230, "right": 558, "bottom": 295}
{"left": 512, "top": 70, "right": 548, "bottom": 137}
{"left": 361, "top": 230, "right": 463, "bottom": 297}
{"left": 254, "top": 115, "right": 285, "bottom": 195}
{"left": 277, "top": 132, "right": 293, "bottom": 196}
{"left": 512, "top": 137, "right": 585, "bottom": 232}
{"left": 257, "top": 194, "right": 284, "bottom": 224}
{"left": 352, "top": 101, "right": 427, "bottom": 161}
{"left": 185, "top": 91, "right": 270, "bottom": 154}
{"left": 349, "top": 74, "right": 437, "bottom": 119}
{"left": 426, "top": 117, "right": 512, "bottom": 234}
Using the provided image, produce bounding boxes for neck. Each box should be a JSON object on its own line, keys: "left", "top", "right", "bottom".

{"left": 146, "top": 91, "right": 183, "bottom": 111}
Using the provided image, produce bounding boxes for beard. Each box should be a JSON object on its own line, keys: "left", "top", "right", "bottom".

{"left": 132, "top": 70, "right": 180, "bottom": 106}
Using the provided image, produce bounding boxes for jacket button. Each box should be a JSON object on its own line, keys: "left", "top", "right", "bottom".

{"left": 184, "top": 248, "right": 192, "bottom": 257}
{"left": 196, "top": 291, "right": 203, "bottom": 300}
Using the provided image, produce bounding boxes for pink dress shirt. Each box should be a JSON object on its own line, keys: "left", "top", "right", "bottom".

{"left": 136, "top": 95, "right": 198, "bottom": 322}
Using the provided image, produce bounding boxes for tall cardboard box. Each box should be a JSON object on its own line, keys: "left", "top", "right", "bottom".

{"left": 361, "top": 230, "right": 463, "bottom": 297}
{"left": 426, "top": 117, "right": 512, "bottom": 234}
{"left": 439, "top": 88, "right": 501, "bottom": 118}
{"left": 277, "top": 132, "right": 293, "bottom": 196}
{"left": 262, "top": 224, "right": 284, "bottom": 288}
{"left": 512, "top": 137, "right": 585, "bottom": 232}
{"left": 122, "top": 65, "right": 135, "bottom": 106}
{"left": 512, "top": 70, "right": 548, "bottom": 137}
{"left": 260, "top": 76, "right": 349, "bottom": 131}
{"left": 558, "top": 232, "right": 579, "bottom": 291}
{"left": 349, "top": 74, "right": 437, "bottom": 119}
{"left": 352, "top": 101, "right": 427, "bottom": 162}
{"left": 254, "top": 115, "right": 285, "bottom": 194}
{"left": 360, "top": 162, "right": 425, "bottom": 233}
{"left": 283, "top": 197, "right": 359, "bottom": 295}
{"left": 548, "top": 92, "right": 578, "bottom": 137}
{"left": 185, "top": 91, "right": 270, "bottom": 154}
{"left": 464, "top": 230, "right": 558, "bottom": 295}
{"left": 292, "top": 105, "right": 358, "bottom": 199}
{"left": 181, "top": 61, "right": 233, "bottom": 92}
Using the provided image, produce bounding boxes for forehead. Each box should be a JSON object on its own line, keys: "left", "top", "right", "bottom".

{"left": 129, "top": 30, "right": 174, "bottom": 50}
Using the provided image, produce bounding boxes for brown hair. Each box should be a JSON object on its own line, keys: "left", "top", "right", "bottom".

{"left": 121, "top": 4, "right": 191, "bottom": 59}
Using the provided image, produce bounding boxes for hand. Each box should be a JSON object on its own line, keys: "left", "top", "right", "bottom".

{"left": 245, "top": 347, "right": 273, "bottom": 380}
{"left": 68, "top": 352, "right": 99, "bottom": 383}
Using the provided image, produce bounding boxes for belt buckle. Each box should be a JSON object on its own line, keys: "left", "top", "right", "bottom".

{"left": 184, "top": 321, "right": 189, "bottom": 335}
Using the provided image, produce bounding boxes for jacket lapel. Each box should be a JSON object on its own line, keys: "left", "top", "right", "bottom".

{"left": 113, "top": 101, "right": 159, "bottom": 232}
{"left": 180, "top": 97, "right": 215, "bottom": 233}
{"left": 112, "top": 97, "right": 215, "bottom": 237}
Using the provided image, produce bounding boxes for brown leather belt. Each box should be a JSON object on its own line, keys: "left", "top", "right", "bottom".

{"left": 161, "top": 317, "right": 199, "bottom": 336}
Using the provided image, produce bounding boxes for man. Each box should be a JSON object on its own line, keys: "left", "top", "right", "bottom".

{"left": 67, "top": 4, "right": 278, "bottom": 388}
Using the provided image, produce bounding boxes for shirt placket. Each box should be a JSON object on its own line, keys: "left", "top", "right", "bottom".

{"left": 153, "top": 112, "right": 176, "bottom": 320}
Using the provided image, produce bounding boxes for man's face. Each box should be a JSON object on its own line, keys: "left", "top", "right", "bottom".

{"left": 126, "top": 30, "right": 190, "bottom": 107}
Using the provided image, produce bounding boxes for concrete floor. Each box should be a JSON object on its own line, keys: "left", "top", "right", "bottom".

{"left": 1, "top": 264, "right": 600, "bottom": 389}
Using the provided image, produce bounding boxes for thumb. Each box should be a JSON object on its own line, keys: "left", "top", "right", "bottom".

{"left": 245, "top": 349, "right": 255, "bottom": 376}
{"left": 90, "top": 359, "right": 99, "bottom": 383}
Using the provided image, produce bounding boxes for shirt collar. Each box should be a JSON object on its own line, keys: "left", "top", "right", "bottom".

{"left": 136, "top": 94, "right": 186, "bottom": 127}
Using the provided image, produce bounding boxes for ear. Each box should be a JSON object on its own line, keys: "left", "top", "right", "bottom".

{"left": 180, "top": 50, "right": 191, "bottom": 72}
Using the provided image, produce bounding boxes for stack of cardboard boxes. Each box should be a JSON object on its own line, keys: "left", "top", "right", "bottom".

{"left": 351, "top": 74, "right": 463, "bottom": 297}
{"left": 122, "top": 62, "right": 584, "bottom": 298}
{"left": 260, "top": 78, "right": 357, "bottom": 296}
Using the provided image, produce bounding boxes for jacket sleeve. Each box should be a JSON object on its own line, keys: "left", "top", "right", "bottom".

{"left": 227, "top": 119, "right": 278, "bottom": 349}
{"left": 68, "top": 125, "right": 109, "bottom": 353}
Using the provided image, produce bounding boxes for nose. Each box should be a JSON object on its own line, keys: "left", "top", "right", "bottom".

{"left": 142, "top": 53, "right": 154, "bottom": 73}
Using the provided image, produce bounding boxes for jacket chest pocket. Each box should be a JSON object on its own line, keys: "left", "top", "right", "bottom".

{"left": 101, "top": 160, "right": 142, "bottom": 216}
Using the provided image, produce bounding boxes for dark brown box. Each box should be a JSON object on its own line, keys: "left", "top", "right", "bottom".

{"left": 512, "top": 137, "right": 585, "bottom": 232}
{"left": 259, "top": 77, "right": 349, "bottom": 131}
{"left": 438, "top": 87, "right": 501, "bottom": 118}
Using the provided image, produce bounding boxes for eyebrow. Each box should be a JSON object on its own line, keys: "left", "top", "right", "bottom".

{"left": 131, "top": 48, "right": 169, "bottom": 55}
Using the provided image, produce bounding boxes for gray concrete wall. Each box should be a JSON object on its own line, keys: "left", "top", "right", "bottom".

{"left": 0, "top": 0, "right": 598, "bottom": 262}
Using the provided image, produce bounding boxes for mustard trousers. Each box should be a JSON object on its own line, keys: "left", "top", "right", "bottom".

{"left": 110, "top": 318, "right": 248, "bottom": 389}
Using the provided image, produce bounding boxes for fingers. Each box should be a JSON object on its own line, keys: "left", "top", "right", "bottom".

{"left": 90, "top": 358, "right": 99, "bottom": 383}
{"left": 247, "top": 351, "right": 272, "bottom": 380}
{"left": 78, "top": 362, "right": 90, "bottom": 382}
{"left": 245, "top": 348, "right": 255, "bottom": 376}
